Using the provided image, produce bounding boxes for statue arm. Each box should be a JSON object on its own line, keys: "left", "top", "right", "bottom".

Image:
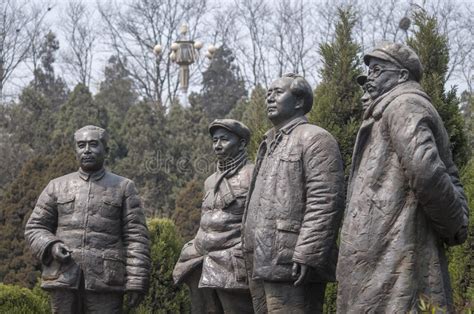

{"left": 122, "top": 180, "right": 151, "bottom": 292}
{"left": 387, "top": 100, "right": 468, "bottom": 243}
{"left": 24, "top": 181, "right": 61, "bottom": 265}
{"left": 292, "top": 133, "right": 345, "bottom": 273}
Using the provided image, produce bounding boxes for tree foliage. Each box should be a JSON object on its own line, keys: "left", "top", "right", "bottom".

{"left": 307, "top": 7, "right": 363, "bottom": 175}
{"left": 128, "top": 218, "right": 189, "bottom": 314}
{"left": 407, "top": 11, "right": 470, "bottom": 167}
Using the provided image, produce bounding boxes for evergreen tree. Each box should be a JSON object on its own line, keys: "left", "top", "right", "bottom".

{"left": 31, "top": 31, "right": 69, "bottom": 110}
{"left": 129, "top": 218, "right": 189, "bottom": 313}
{"left": 113, "top": 101, "right": 171, "bottom": 216}
{"left": 172, "top": 179, "right": 203, "bottom": 241}
{"left": 51, "top": 84, "right": 108, "bottom": 147}
{"left": 194, "top": 45, "right": 247, "bottom": 120}
{"left": 0, "top": 147, "right": 77, "bottom": 288}
{"left": 307, "top": 7, "right": 363, "bottom": 175}
{"left": 407, "top": 11, "right": 470, "bottom": 167}
{"left": 449, "top": 160, "right": 474, "bottom": 310}
{"left": 240, "top": 85, "right": 272, "bottom": 160}
{"left": 95, "top": 56, "right": 137, "bottom": 164}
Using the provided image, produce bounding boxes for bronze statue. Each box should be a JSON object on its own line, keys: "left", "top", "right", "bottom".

{"left": 337, "top": 42, "right": 469, "bottom": 313}
{"left": 241, "top": 73, "right": 345, "bottom": 313}
{"left": 25, "top": 125, "right": 151, "bottom": 313}
{"left": 173, "top": 119, "right": 254, "bottom": 314}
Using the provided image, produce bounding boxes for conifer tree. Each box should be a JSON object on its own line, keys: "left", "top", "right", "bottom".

{"left": 194, "top": 45, "right": 247, "bottom": 121}
{"left": 240, "top": 85, "right": 272, "bottom": 160}
{"left": 95, "top": 56, "right": 137, "bottom": 164}
{"left": 113, "top": 101, "right": 171, "bottom": 216}
{"left": 0, "top": 147, "right": 76, "bottom": 288}
{"left": 51, "top": 84, "right": 108, "bottom": 147}
{"left": 407, "top": 11, "right": 470, "bottom": 167}
{"left": 131, "top": 218, "right": 189, "bottom": 313}
{"left": 307, "top": 7, "right": 363, "bottom": 175}
{"left": 172, "top": 179, "right": 203, "bottom": 241}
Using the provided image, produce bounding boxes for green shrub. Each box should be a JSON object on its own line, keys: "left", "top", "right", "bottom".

{"left": 0, "top": 283, "right": 49, "bottom": 313}
{"left": 126, "top": 218, "right": 190, "bottom": 313}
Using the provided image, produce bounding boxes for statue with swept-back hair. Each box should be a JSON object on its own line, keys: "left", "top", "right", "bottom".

{"left": 242, "top": 73, "right": 345, "bottom": 313}
{"left": 25, "top": 125, "right": 151, "bottom": 313}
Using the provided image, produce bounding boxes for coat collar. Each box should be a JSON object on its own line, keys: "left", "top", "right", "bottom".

{"left": 78, "top": 167, "right": 106, "bottom": 181}
{"left": 363, "top": 81, "right": 430, "bottom": 121}
{"left": 263, "top": 115, "right": 308, "bottom": 141}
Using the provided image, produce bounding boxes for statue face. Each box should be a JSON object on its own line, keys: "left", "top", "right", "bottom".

{"left": 266, "top": 77, "right": 301, "bottom": 127}
{"left": 366, "top": 58, "right": 401, "bottom": 100}
{"left": 212, "top": 128, "right": 242, "bottom": 162}
{"left": 75, "top": 129, "right": 106, "bottom": 172}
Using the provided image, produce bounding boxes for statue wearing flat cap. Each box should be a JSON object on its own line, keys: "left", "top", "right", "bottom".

{"left": 173, "top": 119, "right": 254, "bottom": 314}
{"left": 337, "top": 42, "right": 469, "bottom": 312}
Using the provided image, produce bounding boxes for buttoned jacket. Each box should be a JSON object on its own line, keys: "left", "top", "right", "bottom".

{"left": 25, "top": 168, "right": 151, "bottom": 293}
{"left": 242, "top": 116, "right": 345, "bottom": 282}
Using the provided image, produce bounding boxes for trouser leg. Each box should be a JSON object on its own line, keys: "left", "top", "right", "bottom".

{"left": 49, "top": 289, "right": 80, "bottom": 314}
{"left": 263, "top": 281, "right": 326, "bottom": 314}
{"left": 215, "top": 289, "right": 254, "bottom": 314}
{"left": 243, "top": 252, "right": 267, "bottom": 314}
{"left": 184, "top": 265, "right": 223, "bottom": 314}
{"left": 83, "top": 290, "right": 124, "bottom": 314}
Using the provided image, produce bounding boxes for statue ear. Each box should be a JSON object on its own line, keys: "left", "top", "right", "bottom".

{"left": 294, "top": 97, "right": 304, "bottom": 111}
{"left": 399, "top": 69, "right": 409, "bottom": 83}
{"left": 239, "top": 138, "right": 246, "bottom": 151}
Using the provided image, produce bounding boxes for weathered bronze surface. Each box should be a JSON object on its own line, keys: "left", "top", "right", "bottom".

{"left": 242, "top": 73, "right": 345, "bottom": 313}
{"left": 173, "top": 119, "right": 254, "bottom": 314}
{"left": 337, "top": 42, "right": 469, "bottom": 313}
{"left": 25, "top": 125, "right": 151, "bottom": 313}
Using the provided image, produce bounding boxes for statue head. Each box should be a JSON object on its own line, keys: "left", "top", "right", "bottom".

{"left": 356, "top": 74, "right": 373, "bottom": 111}
{"left": 266, "top": 73, "right": 313, "bottom": 129}
{"left": 209, "top": 119, "right": 250, "bottom": 162}
{"left": 74, "top": 125, "right": 109, "bottom": 172}
{"left": 363, "top": 42, "right": 422, "bottom": 100}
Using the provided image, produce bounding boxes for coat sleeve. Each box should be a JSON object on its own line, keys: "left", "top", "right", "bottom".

{"left": 292, "top": 132, "right": 345, "bottom": 271}
{"left": 122, "top": 180, "right": 151, "bottom": 292}
{"left": 386, "top": 98, "right": 468, "bottom": 243}
{"left": 24, "top": 181, "right": 61, "bottom": 265}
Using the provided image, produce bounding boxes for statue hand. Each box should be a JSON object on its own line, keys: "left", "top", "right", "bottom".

{"left": 127, "top": 291, "right": 145, "bottom": 308}
{"left": 51, "top": 242, "right": 72, "bottom": 264}
{"left": 292, "top": 262, "right": 309, "bottom": 287}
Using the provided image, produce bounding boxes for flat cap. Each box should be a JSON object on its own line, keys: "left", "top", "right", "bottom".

{"left": 209, "top": 119, "right": 251, "bottom": 144}
{"left": 363, "top": 42, "right": 423, "bottom": 82}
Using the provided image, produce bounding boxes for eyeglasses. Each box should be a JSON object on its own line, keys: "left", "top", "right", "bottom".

{"left": 367, "top": 66, "right": 401, "bottom": 78}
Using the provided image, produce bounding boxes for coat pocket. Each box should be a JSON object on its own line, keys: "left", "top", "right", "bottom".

{"left": 57, "top": 195, "right": 75, "bottom": 215}
{"left": 275, "top": 219, "right": 300, "bottom": 265}
{"left": 103, "top": 251, "right": 125, "bottom": 286}
{"left": 100, "top": 196, "right": 122, "bottom": 219}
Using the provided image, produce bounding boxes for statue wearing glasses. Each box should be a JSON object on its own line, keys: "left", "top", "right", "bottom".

{"left": 337, "top": 42, "right": 469, "bottom": 313}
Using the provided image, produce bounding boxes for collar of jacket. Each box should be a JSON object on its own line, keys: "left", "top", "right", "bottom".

{"left": 263, "top": 115, "right": 308, "bottom": 141}
{"left": 363, "top": 81, "right": 430, "bottom": 121}
{"left": 78, "top": 167, "right": 106, "bottom": 181}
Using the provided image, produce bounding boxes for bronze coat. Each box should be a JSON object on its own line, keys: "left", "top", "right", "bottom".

{"left": 174, "top": 162, "right": 254, "bottom": 289}
{"left": 25, "top": 169, "right": 151, "bottom": 292}
{"left": 242, "top": 117, "right": 345, "bottom": 282}
{"left": 337, "top": 81, "right": 469, "bottom": 312}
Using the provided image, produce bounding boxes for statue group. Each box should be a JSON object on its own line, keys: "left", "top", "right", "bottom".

{"left": 25, "top": 41, "right": 468, "bottom": 314}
